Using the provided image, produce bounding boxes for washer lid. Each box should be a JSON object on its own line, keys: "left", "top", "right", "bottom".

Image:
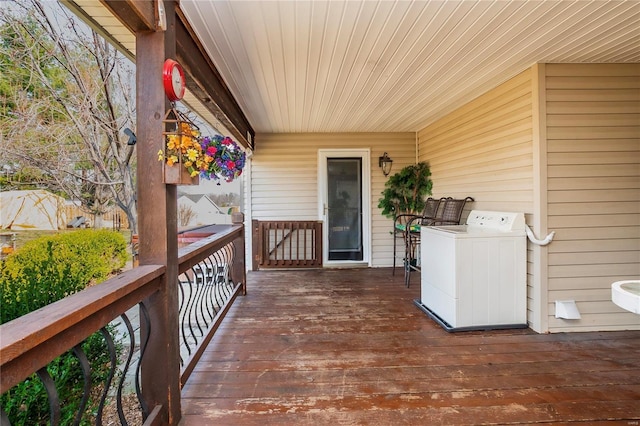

{"left": 428, "top": 225, "right": 468, "bottom": 234}
{"left": 424, "top": 224, "right": 526, "bottom": 237}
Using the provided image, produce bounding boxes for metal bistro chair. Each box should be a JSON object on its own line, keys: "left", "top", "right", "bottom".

{"left": 403, "top": 196, "right": 474, "bottom": 287}
{"left": 392, "top": 197, "right": 445, "bottom": 276}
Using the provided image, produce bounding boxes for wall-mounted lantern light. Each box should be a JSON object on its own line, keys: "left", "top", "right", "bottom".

{"left": 379, "top": 152, "right": 393, "bottom": 177}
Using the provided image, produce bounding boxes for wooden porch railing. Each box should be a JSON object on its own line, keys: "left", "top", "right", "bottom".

{"left": 0, "top": 223, "right": 245, "bottom": 426}
{"left": 252, "top": 220, "right": 322, "bottom": 269}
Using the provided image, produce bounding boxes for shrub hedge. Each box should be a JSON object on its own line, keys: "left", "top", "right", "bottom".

{"left": 0, "top": 229, "right": 128, "bottom": 324}
{"left": 0, "top": 229, "right": 128, "bottom": 424}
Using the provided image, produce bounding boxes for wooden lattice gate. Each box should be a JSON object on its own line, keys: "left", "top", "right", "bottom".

{"left": 252, "top": 220, "right": 322, "bottom": 269}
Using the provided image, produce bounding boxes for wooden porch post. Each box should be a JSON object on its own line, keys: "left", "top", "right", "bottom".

{"left": 135, "top": 1, "right": 181, "bottom": 423}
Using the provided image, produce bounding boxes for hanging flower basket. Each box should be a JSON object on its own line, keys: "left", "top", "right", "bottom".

{"left": 159, "top": 107, "right": 201, "bottom": 185}
{"left": 199, "top": 135, "right": 246, "bottom": 183}
{"left": 158, "top": 107, "right": 247, "bottom": 185}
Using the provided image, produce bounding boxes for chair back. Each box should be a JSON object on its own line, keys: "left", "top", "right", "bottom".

{"left": 435, "top": 197, "right": 474, "bottom": 225}
{"left": 420, "top": 197, "right": 445, "bottom": 225}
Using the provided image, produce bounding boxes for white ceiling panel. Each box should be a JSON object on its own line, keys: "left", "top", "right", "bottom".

{"left": 180, "top": 0, "right": 640, "bottom": 134}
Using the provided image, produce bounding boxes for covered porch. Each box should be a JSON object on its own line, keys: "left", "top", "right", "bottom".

{"left": 1, "top": 1, "right": 638, "bottom": 424}
{"left": 181, "top": 268, "right": 640, "bottom": 424}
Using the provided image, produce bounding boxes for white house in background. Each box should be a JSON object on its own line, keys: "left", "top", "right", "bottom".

{"left": 178, "top": 194, "right": 231, "bottom": 226}
{"left": 0, "top": 190, "right": 67, "bottom": 230}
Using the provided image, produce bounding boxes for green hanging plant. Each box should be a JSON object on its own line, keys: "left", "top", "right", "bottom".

{"left": 377, "top": 162, "right": 433, "bottom": 219}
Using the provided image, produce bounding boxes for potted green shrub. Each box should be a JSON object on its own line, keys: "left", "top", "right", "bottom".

{"left": 378, "top": 162, "right": 433, "bottom": 219}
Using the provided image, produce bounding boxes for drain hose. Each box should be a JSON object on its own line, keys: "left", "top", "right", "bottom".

{"left": 525, "top": 225, "right": 555, "bottom": 246}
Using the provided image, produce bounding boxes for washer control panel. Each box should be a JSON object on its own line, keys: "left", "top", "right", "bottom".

{"left": 466, "top": 210, "right": 525, "bottom": 232}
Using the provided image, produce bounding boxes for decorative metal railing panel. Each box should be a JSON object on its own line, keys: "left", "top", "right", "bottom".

{"left": 1, "top": 306, "right": 152, "bottom": 426}
{"left": 177, "top": 241, "right": 242, "bottom": 385}
{"left": 176, "top": 225, "right": 245, "bottom": 385}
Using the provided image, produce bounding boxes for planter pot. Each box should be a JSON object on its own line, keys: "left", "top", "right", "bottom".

{"left": 163, "top": 164, "right": 199, "bottom": 185}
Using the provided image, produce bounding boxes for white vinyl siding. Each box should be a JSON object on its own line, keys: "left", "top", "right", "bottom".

{"left": 417, "top": 69, "right": 537, "bottom": 326}
{"left": 545, "top": 63, "right": 640, "bottom": 332}
{"left": 250, "top": 132, "right": 415, "bottom": 267}
{"left": 416, "top": 64, "right": 639, "bottom": 333}
{"left": 417, "top": 69, "right": 534, "bottom": 214}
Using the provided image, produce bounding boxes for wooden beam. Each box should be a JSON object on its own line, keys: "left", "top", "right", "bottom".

{"left": 175, "top": 7, "right": 255, "bottom": 150}
{"left": 100, "top": 0, "right": 157, "bottom": 33}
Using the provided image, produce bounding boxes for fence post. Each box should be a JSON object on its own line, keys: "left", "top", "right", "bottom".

{"left": 252, "top": 219, "right": 260, "bottom": 271}
{"left": 232, "top": 212, "right": 247, "bottom": 295}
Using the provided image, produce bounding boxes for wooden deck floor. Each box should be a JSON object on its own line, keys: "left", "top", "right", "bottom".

{"left": 180, "top": 268, "right": 640, "bottom": 425}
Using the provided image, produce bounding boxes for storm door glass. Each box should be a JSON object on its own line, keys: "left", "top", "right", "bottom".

{"left": 327, "top": 158, "right": 363, "bottom": 261}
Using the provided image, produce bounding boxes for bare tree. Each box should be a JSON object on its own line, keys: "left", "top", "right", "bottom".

{"left": 178, "top": 204, "right": 197, "bottom": 227}
{"left": 0, "top": 0, "right": 138, "bottom": 232}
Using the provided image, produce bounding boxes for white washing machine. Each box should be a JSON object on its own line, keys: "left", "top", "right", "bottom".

{"left": 416, "top": 210, "right": 527, "bottom": 332}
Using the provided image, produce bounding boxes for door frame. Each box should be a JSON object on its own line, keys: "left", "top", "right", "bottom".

{"left": 318, "top": 149, "right": 371, "bottom": 267}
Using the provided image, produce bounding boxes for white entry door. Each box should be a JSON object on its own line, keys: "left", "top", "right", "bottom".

{"left": 318, "top": 149, "right": 371, "bottom": 267}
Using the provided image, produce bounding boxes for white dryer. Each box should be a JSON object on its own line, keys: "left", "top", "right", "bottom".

{"left": 416, "top": 210, "right": 527, "bottom": 332}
